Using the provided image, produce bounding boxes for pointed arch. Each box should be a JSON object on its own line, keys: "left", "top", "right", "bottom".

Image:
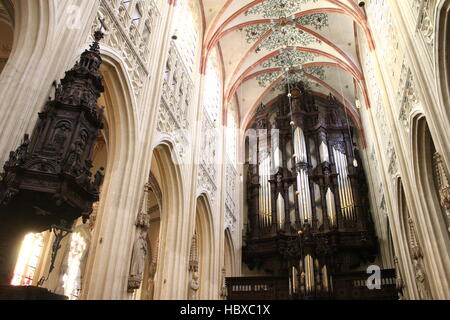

{"left": 224, "top": 228, "right": 236, "bottom": 277}
{"left": 395, "top": 178, "right": 419, "bottom": 300}
{"left": 435, "top": 0, "right": 450, "bottom": 126}
{"left": 194, "top": 194, "right": 217, "bottom": 299}
{"left": 150, "top": 141, "right": 186, "bottom": 300}
{"left": 410, "top": 114, "right": 450, "bottom": 298}
{"left": 80, "top": 51, "right": 143, "bottom": 299}
{"left": 411, "top": 114, "right": 450, "bottom": 238}
{"left": 0, "top": 0, "right": 14, "bottom": 74}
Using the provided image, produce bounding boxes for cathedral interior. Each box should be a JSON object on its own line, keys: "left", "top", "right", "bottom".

{"left": 0, "top": 0, "right": 449, "bottom": 301}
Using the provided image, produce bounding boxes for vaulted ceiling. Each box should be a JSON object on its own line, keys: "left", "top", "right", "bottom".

{"left": 198, "top": 0, "right": 374, "bottom": 132}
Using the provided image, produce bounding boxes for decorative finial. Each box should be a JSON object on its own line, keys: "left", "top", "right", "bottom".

{"left": 94, "top": 30, "right": 104, "bottom": 42}
{"left": 90, "top": 20, "right": 105, "bottom": 52}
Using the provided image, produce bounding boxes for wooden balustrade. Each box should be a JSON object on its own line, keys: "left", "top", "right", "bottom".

{"left": 226, "top": 277, "right": 290, "bottom": 300}
{"left": 226, "top": 269, "right": 398, "bottom": 300}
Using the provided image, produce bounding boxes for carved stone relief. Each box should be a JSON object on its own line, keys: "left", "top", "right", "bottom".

{"left": 91, "top": 0, "right": 161, "bottom": 97}
{"left": 398, "top": 63, "right": 419, "bottom": 131}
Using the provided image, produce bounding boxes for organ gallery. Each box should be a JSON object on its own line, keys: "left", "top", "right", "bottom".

{"left": 237, "top": 83, "right": 384, "bottom": 299}
{"left": 0, "top": 0, "right": 448, "bottom": 301}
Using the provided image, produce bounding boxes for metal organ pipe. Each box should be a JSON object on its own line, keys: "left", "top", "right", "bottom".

{"left": 266, "top": 155, "right": 272, "bottom": 225}
{"left": 319, "top": 138, "right": 337, "bottom": 227}
{"left": 291, "top": 266, "right": 298, "bottom": 294}
{"left": 333, "top": 148, "right": 356, "bottom": 221}
{"left": 334, "top": 148, "right": 345, "bottom": 219}
{"left": 277, "top": 193, "right": 285, "bottom": 229}
{"left": 326, "top": 188, "right": 336, "bottom": 227}
{"left": 319, "top": 141, "right": 330, "bottom": 163}
{"left": 259, "top": 153, "right": 272, "bottom": 229}
{"left": 305, "top": 255, "right": 315, "bottom": 293}
{"left": 294, "top": 127, "right": 312, "bottom": 223}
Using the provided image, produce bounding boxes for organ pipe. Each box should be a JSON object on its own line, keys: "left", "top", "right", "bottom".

{"left": 244, "top": 84, "right": 376, "bottom": 299}
{"left": 322, "top": 265, "right": 329, "bottom": 292}
{"left": 333, "top": 147, "right": 355, "bottom": 221}
{"left": 319, "top": 141, "right": 330, "bottom": 163}
{"left": 294, "top": 127, "right": 312, "bottom": 224}
{"left": 291, "top": 266, "right": 298, "bottom": 294}
{"left": 305, "top": 255, "right": 314, "bottom": 293}
{"left": 277, "top": 193, "right": 285, "bottom": 229}
{"left": 259, "top": 154, "right": 272, "bottom": 229}
{"left": 326, "top": 188, "right": 337, "bottom": 227}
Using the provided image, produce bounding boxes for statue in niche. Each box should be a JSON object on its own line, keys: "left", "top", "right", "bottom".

{"left": 66, "top": 140, "right": 85, "bottom": 173}
{"left": 189, "top": 272, "right": 200, "bottom": 300}
{"left": 128, "top": 230, "right": 148, "bottom": 292}
{"left": 327, "top": 108, "right": 339, "bottom": 126}
{"left": 91, "top": 167, "right": 105, "bottom": 193}
{"left": 52, "top": 122, "right": 71, "bottom": 152}
{"left": 128, "top": 184, "right": 152, "bottom": 293}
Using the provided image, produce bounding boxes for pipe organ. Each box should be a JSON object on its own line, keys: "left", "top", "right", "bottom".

{"left": 243, "top": 83, "right": 377, "bottom": 299}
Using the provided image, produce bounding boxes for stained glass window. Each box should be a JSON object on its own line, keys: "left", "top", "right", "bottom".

{"left": 11, "top": 233, "right": 45, "bottom": 286}
{"left": 63, "top": 232, "right": 87, "bottom": 300}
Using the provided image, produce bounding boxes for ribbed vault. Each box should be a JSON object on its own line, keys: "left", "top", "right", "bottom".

{"left": 198, "top": 0, "right": 374, "bottom": 136}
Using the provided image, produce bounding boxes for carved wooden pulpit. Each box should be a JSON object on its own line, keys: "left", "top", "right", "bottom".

{"left": 0, "top": 31, "right": 106, "bottom": 294}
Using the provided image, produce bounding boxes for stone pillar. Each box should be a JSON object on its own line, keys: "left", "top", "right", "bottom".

{"left": 81, "top": 1, "right": 176, "bottom": 300}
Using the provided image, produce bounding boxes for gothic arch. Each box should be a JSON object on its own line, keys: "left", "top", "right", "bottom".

{"left": 194, "top": 194, "right": 216, "bottom": 300}
{"left": 138, "top": 174, "right": 162, "bottom": 301}
{"left": 150, "top": 142, "right": 186, "bottom": 300}
{"left": 80, "top": 52, "right": 142, "bottom": 299}
{"left": 0, "top": 0, "right": 14, "bottom": 74}
{"left": 224, "top": 228, "right": 236, "bottom": 277}
{"left": 384, "top": 216, "right": 395, "bottom": 269}
{"left": 1, "top": 0, "right": 53, "bottom": 77}
{"left": 395, "top": 178, "right": 419, "bottom": 300}
{"left": 411, "top": 114, "right": 449, "bottom": 236}
{"left": 85, "top": 51, "right": 138, "bottom": 235}
{"left": 410, "top": 114, "right": 450, "bottom": 297}
{"left": 435, "top": 0, "right": 450, "bottom": 126}
{"left": 0, "top": 0, "right": 56, "bottom": 164}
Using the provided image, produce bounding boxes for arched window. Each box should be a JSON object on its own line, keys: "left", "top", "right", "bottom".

{"left": 11, "top": 233, "right": 46, "bottom": 286}
{"left": 62, "top": 232, "right": 88, "bottom": 300}
{"left": 172, "top": 0, "right": 199, "bottom": 74}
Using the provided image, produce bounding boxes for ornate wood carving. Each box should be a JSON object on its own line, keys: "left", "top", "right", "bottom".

{"left": 0, "top": 31, "right": 106, "bottom": 232}
{"left": 241, "top": 83, "right": 381, "bottom": 300}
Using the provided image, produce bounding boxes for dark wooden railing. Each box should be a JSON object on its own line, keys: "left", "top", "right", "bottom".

{"left": 226, "top": 277, "right": 290, "bottom": 300}
{"left": 332, "top": 269, "right": 397, "bottom": 300}
{"left": 226, "top": 269, "right": 398, "bottom": 300}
